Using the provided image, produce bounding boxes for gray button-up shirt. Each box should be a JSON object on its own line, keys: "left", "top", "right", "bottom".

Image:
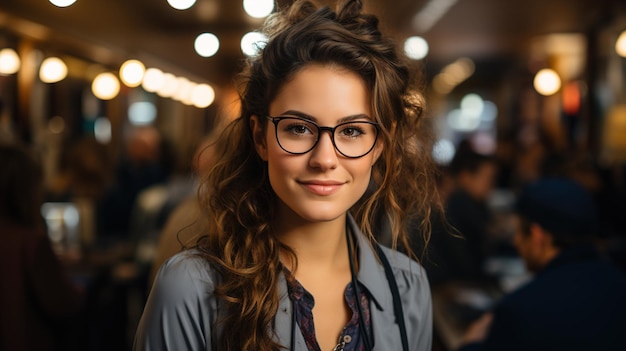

{"left": 133, "top": 217, "right": 432, "bottom": 350}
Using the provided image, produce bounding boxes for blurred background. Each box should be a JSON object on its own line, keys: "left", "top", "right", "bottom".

{"left": 1, "top": 0, "right": 626, "bottom": 350}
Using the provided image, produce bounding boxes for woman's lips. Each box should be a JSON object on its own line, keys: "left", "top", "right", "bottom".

{"left": 299, "top": 180, "right": 344, "bottom": 196}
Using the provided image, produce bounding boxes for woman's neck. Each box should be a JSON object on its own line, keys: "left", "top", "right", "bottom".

{"left": 277, "top": 215, "right": 349, "bottom": 275}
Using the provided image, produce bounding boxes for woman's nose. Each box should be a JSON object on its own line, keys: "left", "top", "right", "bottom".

{"left": 308, "top": 131, "right": 339, "bottom": 170}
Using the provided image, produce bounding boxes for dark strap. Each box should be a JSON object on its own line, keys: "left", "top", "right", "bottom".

{"left": 375, "top": 244, "right": 409, "bottom": 351}
{"left": 346, "top": 228, "right": 374, "bottom": 351}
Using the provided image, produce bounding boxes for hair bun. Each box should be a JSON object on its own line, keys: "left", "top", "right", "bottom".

{"left": 286, "top": 0, "right": 318, "bottom": 24}
{"left": 336, "top": 0, "right": 380, "bottom": 37}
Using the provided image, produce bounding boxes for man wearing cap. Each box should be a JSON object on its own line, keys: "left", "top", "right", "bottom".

{"left": 458, "top": 177, "right": 626, "bottom": 351}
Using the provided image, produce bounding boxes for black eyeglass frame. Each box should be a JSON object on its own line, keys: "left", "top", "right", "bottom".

{"left": 265, "top": 115, "right": 380, "bottom": 159}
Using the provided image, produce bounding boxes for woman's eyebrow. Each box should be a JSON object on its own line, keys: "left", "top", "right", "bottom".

{"left": 278, "top": 110, "right": 315, "bottom": 121}
{"left": 337, "top": 114, "right": 372, "bottom": 123}
{"left": 278, "top": 110, "right": 372, "bottom": 123}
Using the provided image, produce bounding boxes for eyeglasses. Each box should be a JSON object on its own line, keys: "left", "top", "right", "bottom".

{"left": 265, "top": 116, "right": 380, "bottom": 158}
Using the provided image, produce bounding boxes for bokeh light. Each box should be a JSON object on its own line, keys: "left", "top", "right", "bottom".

{"left": 191, "top": 83, "right": 215, "bottom": 108}
{"left": 94, "top": 117, "right": 112, "bottom": 144}
{"left": 534, "top": 68, "right": 561, "bottom": 96}
{"left": 0, "top": 48, "right": 20, "bottom": 75}
{"left": 156, "top": 73, "right": 178, "bottom": 98}
{"left": 167, "top": 0, "right": 196, "bottom": 10}
{"left": 128, "top": 101, "right": 157, "bottom": 125}
{"left": 243, "top": 0, "right": 274, "bottom": 18}
{"left": 616, "top": 30, "right": 626, "bottom": 58}
{"left": 120, "top": 59, "right": 146, "bottom": 87}
{"left": 0, "top": 48, "right": 21, "bottom": 74}
{"left": 194, "top": 33, "right": 220, "bottom": 57}
{"left": 49, "top": 0, "right": 77, "bottom": 7}
{"left": 432, "top": 139, "right": 456, "bottom": 165}
{"left": 142, "top": 68, "right": 165, "bottom": 93}
{"left": 404, "top": 36, "right": 429, "bottom": 60}
{"left": 92, "top": 72, "right": 120, "bottom": 100}
{"left": 241, "top": 31, "right": 268, "bottom": 57}
{"left": 39, "top": 57, "right": 68, "bottom": 83}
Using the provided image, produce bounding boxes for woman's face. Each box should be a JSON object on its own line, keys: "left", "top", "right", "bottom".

{"left": 252, "top": 64, "right": 382, "bottom": 225}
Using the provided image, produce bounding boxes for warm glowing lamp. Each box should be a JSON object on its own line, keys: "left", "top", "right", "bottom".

{"left": 173, "top": 77, "right": 195, "bottom": 103}
{"left": 562, "top": 82, "right": 581, "bottom": 115}
{"left": 92, "top": 72, "right": 120, "bottom": 100}
{"left": 181, "top": 81, "right": 198, "bottom": 105}
{"left": 243, "top": 0, "right": 274, "bottom": 18}
{"left": 120, "top": 59, "right": 145, "bottom": 87}
{"left": 191, "top": 84, "right": 215, "bottom": 108}
{"left": 404, "top": 36, "right": 429, "bottom": 60}
{"left": 194, "top": 33, "right": 220, "bottom": 57}
{"left": 616, "top": 30, "right": 626, "bottom": 58}
{"left": 0, "top": 48, "right": 20, "bottom": 75}
{"left": 167, "top": 0, "right": 196, "bottom": 10}
{"left": 49, "top": 0, "right": 77, "bottom": 7}
{"left": 156, "top": 73, "right": 178, "bottom": 98}
{"left": 39, "top": 57, "right": 68, "bottom": 83}
{"left": 533, "top": 68, "right": 561, "bottom": 96}
{"left": 241, "top": 32, "right": 268, "bottom": 57}
{"left": 142, "top": 68, "right": 165, "bottom": 93}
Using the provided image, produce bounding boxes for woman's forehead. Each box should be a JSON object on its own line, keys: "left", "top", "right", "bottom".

{"left": 269, "top": 65, "right": 371, "bottom": 123}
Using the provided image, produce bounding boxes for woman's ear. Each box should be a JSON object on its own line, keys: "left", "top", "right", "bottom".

{"left": 250, "top": 115, "right": 268, "bottom": 161}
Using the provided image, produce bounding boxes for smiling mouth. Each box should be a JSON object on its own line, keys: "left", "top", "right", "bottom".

{"left": 299, "top": 181, "right": 344, "bottom": 196}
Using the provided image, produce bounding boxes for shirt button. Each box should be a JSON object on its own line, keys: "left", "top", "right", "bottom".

{"left": 343, "top": 335, "right": 352, "bottom": 344}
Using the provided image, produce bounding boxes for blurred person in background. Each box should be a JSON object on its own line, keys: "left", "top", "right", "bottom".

{"left": 424, "top": 143, "right": 498, "bottom": 286}
{"left": 458, "top": 177, "right": 626, "bottom": 351}
{"left": 46, "top": 137, "right": 112, "bottom": 203}
{"left": 45, "top": 137, "right": 113, "bottom": 250}
{"left": 595, "top": 163, "right": 626, "bottom": 273}
{"left": 129, "top": 135, "right": 192, "bottom": 248}
{"left": 0, "top": 143, "right": 85, "bottom": 351}
{"left": 148, "top": 127, "right": 221, "bottom": 286}
{"left": 97, "top": 126, "right": 169, "bottom": 241}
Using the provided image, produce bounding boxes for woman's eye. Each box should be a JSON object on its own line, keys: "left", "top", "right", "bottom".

{"left": 339, "top": 125, "right": 365, "bottom": 137}
{"left": 287, "top": 124, "right": 313, "bottom": 135}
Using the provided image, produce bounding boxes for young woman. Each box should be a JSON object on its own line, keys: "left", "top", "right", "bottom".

{"left": 133, "top": 0, "right": 440, "bottom": 350}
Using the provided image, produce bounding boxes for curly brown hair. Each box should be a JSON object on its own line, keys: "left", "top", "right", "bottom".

{"left": 195, "top": 0, "right": 440, "bottom": 349}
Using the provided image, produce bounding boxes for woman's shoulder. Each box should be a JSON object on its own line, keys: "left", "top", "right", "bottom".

{"left": 374, "top": 244, "right": 431, "bottom": 299}
{"left": 135, "top": 249, "right": 219, "bottom": 350}
{"left": 151, "top": 249, "right": 220, "bottom": 298}
{"left": 368, "top": 243, "right": 433, "bottom": 349}
{"left": 376, "top": 244, "right": 427, "bottom": 278}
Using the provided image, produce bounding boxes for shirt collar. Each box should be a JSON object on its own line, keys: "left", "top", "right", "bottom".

{"left": 348, "top": 214, "right": 389, "bottom": 311}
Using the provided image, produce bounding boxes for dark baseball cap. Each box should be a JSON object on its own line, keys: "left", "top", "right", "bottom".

{"left": 516, "top": 178, "right": 598, "bottom": 237}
